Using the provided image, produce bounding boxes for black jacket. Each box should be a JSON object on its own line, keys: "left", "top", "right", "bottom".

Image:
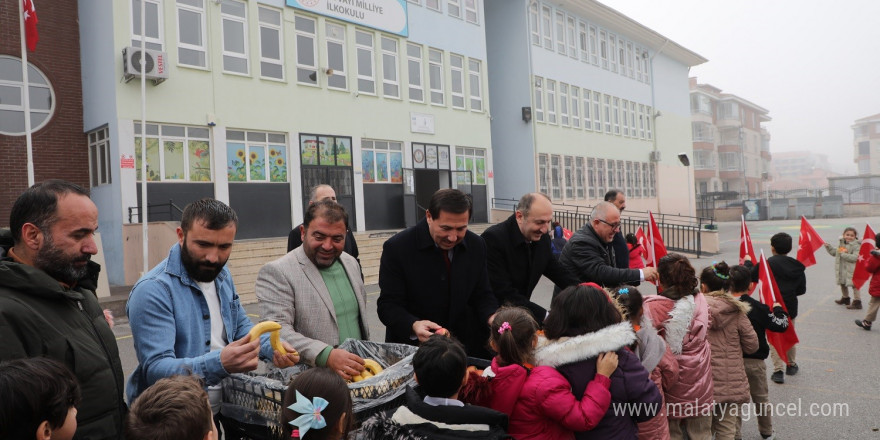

{"left": 612, "top": 230, "right": 630, "bottom": 269}
{"left": 360, "top": 387, "right": 512, "bottom": 440}
{"left": 0, "top": 233, "right": 126, "bottom": 439}
{"left": 558, "top": 223, "right": 642, "bottom": 288}
{"left": 749, "top": 255, "right": 807, "bottom": 318}
{"left": 739, "top": 294, "right": 790, "bottom": 360}
{"left": 377, "top": 218, "right": 498, "bottom": 358}
{"left": 481, "top": 215, "right": 577, "bottom": 321}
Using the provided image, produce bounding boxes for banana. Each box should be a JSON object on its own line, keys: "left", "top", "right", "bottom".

{"left": 248, "top": 321, "right": 289, "bottom": 355}
{"left": 363, "top": 358, "right": 384, "bottom": 376}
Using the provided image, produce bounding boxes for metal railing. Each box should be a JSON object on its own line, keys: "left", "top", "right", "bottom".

{"left": 128, "top": 200, "right": 184, "bottom": 223}
{"left": 492, "top": 198, "right": 710, "bottom": 257}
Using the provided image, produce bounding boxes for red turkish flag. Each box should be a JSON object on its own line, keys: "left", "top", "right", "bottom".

{"left": 562, "top": 227, "right": 573, "bottom": 241}
{"left": 757, "top": 251, "right": 799, "bottom": 365}
{"left": 23, "top": 0, "right": 38, "bottom": 52}
{"left": 646, "top": 212, "right": 667, "bottom": 267}
{"left": 852, "top": 224, "right": 876, "bottom": 289}
{"left": 635, "top": 226, "right": 647, "bottom": 255}
{"left": 739, "top": 215, "right": 757, "bottom": 265}
{"left": 796, "top": 216, "right": 824, "bottom": 267}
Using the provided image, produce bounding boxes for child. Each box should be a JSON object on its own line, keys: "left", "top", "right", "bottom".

{"left": 750, "top": 233, "right": 806, "bottom": 384}
{"left": 536, "top": 284, "right": 662, "bottom": 439}
{"left": 699, "top": 262, "right": 758, "bottom": 440}
{"left": 126, "top": 375, "right": 218, "bottom": 440}
{"left": 361, "top": 335, "right": 511, "bottom": 439}
{"left": 729, "top": 264, "right": 789, "bottom": 440}
{"left": 281, "top": 367, "right": 352, "bottom": 440}
{"left": 642, "top": 253, "right": 714, "bottom": 440}
{"left": 611, "top": 287, "right": 678, "bottom": 440}
{"left": 625, "top": 233, "right": 645, "bottom": 269}
{"left": 459, "top": 307, "right": 618, "bottom": 439}
{"left": 824, "top": 227, "right": 862, "bottom": 309}
{"left": 551, "top": 223, "right": 568, "bottom": 258}
{"left": 854, "top": 247, "right": 880, "bottom": 331}
{"left": 0, "top": 357, "right": 80, "bottom": 440}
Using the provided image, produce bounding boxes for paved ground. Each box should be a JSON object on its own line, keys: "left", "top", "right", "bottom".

{"left": 110, "top": 216, "right": 880, "bottom": 439}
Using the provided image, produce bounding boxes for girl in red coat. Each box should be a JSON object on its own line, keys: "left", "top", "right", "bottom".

{"left": 855, "top": 247, "right": 880, "bottom": 330}
{"left": 460, "top": 307, "right": 618, "bottom": 440}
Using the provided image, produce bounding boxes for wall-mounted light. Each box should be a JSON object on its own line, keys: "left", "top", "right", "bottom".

{"left": 678, "top": 152, "right": 690, "bottom": 167}
{"left": 522, "top": 106, "right": 532, "bottom": 123}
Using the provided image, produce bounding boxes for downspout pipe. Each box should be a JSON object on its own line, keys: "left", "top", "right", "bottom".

{"left": 649, "top": 39, "right": 670, "bottom": 213}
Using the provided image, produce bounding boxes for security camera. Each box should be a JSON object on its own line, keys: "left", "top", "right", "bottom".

{"left": 678, "top": 152, "right": 690, "bottom": 167}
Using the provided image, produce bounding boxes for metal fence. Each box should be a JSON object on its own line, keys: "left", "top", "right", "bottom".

{"left": 492, "top": 199, "right": 709, "bottom": 257}
{"left": 128, "top": 200, "right": 184, "bottom": 223}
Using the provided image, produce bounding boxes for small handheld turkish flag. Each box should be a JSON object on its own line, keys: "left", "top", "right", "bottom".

{"left": 757, "top": 251, "right": 799, "bottom": 365}
{"left": 796, "top": 216, "right": 824, "bottom": 267}
{"left": 852, "top": 224, "right": 876, "bottom": 289}
{"left": 739, "top": 215, "right": 757, "bottom": 265}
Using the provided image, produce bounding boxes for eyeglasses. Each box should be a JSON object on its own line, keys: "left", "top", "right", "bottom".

{"left": 597, "top": 219, "right": 622, "bottom": 230}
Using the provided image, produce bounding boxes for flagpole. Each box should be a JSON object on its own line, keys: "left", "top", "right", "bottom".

{"left": 19, "top": 0, "right": 35, "bottom": 186}
{"left": 140, "top": 0, "right": 149, "bottom": 275}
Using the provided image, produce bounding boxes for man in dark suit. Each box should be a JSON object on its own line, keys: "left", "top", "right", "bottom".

{"left": 604, "top": 189, "right": 629, "bottom": 270}
{"left": 377, "top": 189, "right": 498, "bottom": 358}
{"left": 287, "top": 184, "right": 360, "bottom": 269}
{"left": 481, "top": 193, "right": 577, "bottom": 323}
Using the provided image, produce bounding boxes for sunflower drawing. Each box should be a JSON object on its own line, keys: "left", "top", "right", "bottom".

{"left": 236, "top": 149, "right": 245, "bottom": 159}
{"left": 275, "top": 157, "right": 284, "bottom": 166}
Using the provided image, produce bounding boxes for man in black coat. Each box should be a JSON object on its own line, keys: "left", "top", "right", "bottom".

{"left": 287, "top": 184, "right": 360, "bottom": 271}
{"left": 559, "top": 202, "right": 658, "bottom": 288}
{"left": 377, "top": 189, "right": 498, "bottom": 358}
{"left": 481, "top": 193, "right": 577, "bottom": 323}
{"left": 605, "top": 189, "right": 630, "bottom": 270}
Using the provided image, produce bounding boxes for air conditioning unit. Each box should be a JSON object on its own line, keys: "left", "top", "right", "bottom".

{"left": 123, "top": 46, "right": 168, "bottom": 84}
{"left": 649, "top": 150, "right": 661, "bottom": 162}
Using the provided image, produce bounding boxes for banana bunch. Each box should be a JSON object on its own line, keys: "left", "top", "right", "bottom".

{"left": 248, "top": 321, "right": 298, "bottom": 356}
{"left": 350, "top": 359, "right": 384, "bottom": 382}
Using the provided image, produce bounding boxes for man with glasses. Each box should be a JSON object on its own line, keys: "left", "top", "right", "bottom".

{"left": 559, "top": 201, "right": 658, "bottom": 287}
{"left": 604, "top": 189, "right": 630, "bottom": 270}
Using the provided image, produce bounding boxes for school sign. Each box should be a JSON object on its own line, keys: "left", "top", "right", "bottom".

{"left": 287, "top": 0, "right": 409, "bottom": 36}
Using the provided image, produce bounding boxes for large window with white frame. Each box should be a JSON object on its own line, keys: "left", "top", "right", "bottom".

{"left": 635, "top": 45, "right": 643, "bottom": 82}
{"left": 541, "top": 5, "right": 553, "bottom": 49}
{"left": 629, "top": 101, "right": 637, "bottom": 138}
{"left": 295, "top": 16, "right": 318, "bottom": 85}
{"left": 564, "top": 156, "right": 574, "bottom": 199}
{"left": 455, "top": 147, "right": 487, "bottom": 184}
{"left": 608, "top": 33, "right": 618, "bottom": 73}
{"left": 599, "top": 29, "right": 608, "bottom": 69}
{"left": 448, "top": 0, "right": 461, "bottom": 18}
{"left": 626, "top": 41, "right": 634, "bottom": 78}
{"left": 450, "top": 54, "right": 465, "bottom": 109}
{"left": 550, "top": 155, "right": 562, "bottom": 199}
{"left": 571, "top": 86, "right": 580, "bottom": 129}
{"left": 176, "top": 0, "right": 206, "bottom": 68}
{"left": 88, "top": 127, "right": 111, "bottom": 187}
{"left": 582, "top": 89, "right": 592, "bottom": 130}
{"left": 538, "top": 154, "right": 549, "bottom": 194}
{"left": 612, "top": 97, "right": 620, "bottom": 135}
{"left": 0, "top": 56, "right": 55, "bottom": 135}
{"left": 258, "top": 6, "right": 283, "bottom": 80}
{"left": 625, "top": 161, "right": 633, "bottom": 195}
{"left": 135, "top": 124, "right": 212, "bottom": 182}
{"left": 325, "top": 23, "right": 347, "bottom": 89}
{"left": 468, "top": 59, "right": 483, "bottom": 111}
{"left": 221, "top": 0, "right": 248, "bottom": 74}
{"left": 577, "top": 21, "right": 588, "bottom": 62}
{"left": 589, "top": 25, "right": 599, "bottom": 65}
{"left": 617, "top": 36, "right": 625, "bottom": 74}
{"left": 534, "top": 77, "right": 544, "bottom": 122}
{"left": 616, "top": 160, "right": 625, "bottom": 191}
{"left": 132, "top": 0, "right": 164, "bottom": 51}
{"left": 428, "top": 48, "right": 444, "bottom": 105}
{"left": 566, "top": 16, "right": 577, "bottom": 58}
{"left": 529, "top": 3, "right": 540, "bottom": 46}
{"left": 621, "top": 99, "right": 630, "bottom": 136}
{"left": 226, "top": 130, "right": 288, "bottom": 182}
{"left": 559, "top": 83, "right": 569, "bottom": 126}
{"left": 554, "top": 11, "right": 566, "bottom": 54}
{"left": 592, "top": 91, "right": 601, "bottom": 131}
{"left": 356, "top": 30, "right": 376, "bottom": 94}
{"left": 648, "top": 163, "right": 656, "bottom": 196}
{"left": 381, "top": 37, "right": 400, "bottom": 98}
{"left": 596, "top": 158, "right": 606, "bottom": 196}
{"left": 575, "top": 157, "right": 585, "bottom": 199}
{"left": 646, "top": 106, "right": 653, "bottom": 140}
{"left": 426, "top": 0, "right": 440, "bottom": 12}
{"left": 694, "top": 150, "right": 715, "bottom": 170}
{"left": 407, "top": 43, "right": 424, "bottom": 102}
{"left": 607, "top": 160, "right": 616, "bottom": 189}
{"left": 587, "top": 158, "right": 597, "bottom": 198}
{"left": 464, "top": 0, "right": 478, "bottom": 24}
{"left": 603, "top": 95, "right": 611, "bottom": 133}
{"left": 362, "top": 139, "right": 403, "bottom": 183}
{"left": 546, "top": 79, "right": 557, "bottom": 124}
{"left": 692, "top": 122, "right": 714, "bottom": 142}
{"left": 633, "top": 162, "right": 642, "bottom": 197}
{"left": 638, "top": 104, "right": 646, "bottom": 138}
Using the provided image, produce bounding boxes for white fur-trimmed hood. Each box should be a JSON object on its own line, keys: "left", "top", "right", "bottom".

{"left": 534, "top": 322, "right": 636, "bottom": 367}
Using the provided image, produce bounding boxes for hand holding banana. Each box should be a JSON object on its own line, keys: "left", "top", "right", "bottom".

{"left": 248, "top": 321, "right": 300, "bottom": 367}
{"left": 350, "top": 359, "right": 384, "bottom": 382}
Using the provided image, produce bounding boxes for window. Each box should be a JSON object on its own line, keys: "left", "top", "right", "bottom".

{"left": 428, "top": 48, "right": 444, "bottom": 105}
{"left": 720, "top": 152, "right": 740, "bottom": 170}
{"left": 694, "top": 150, "right": 715, "bottom": 170}
{"left": 646, "top": 106, "right": 653, "bottom": 140}
{"left": 599, "top": 29, "right": 608, "bottom": 69}
{"left": 132, "top": 0, "right": 163, "bottom": 51}
{"left": 626, "top": 42, "right": 634, "bottom": 78}
{"left": 541, "top": 6, "right": 553, "bottom": 49}
{"left": 629, "top": 101, "right": 637, "bottom": 138}
{"left": 88, "top": 127, "right": 111, "bottom": 187}
{"left": 617, "top": 37, "right": 625, "bottom": 74}
{"left": 407, "top": 43, "right": 424, "bottom": 102}
{"left": 635, "top": 46, "right": 643, "bottom": 81}
{"left": 621, "top": 99, "right": 629, "bottom": 136}
{"left": 135, "top": 124, "right": 212, "bottom": 182}
{"left": 555, "top": 11, "right": 566, "bottom": 54}
{"left": 221, "top": 0, "right": 248, "bottom": 74}
{"left": 468, "top": 59, "right": 483, "bottom": 111}
{"left": 464, "top": 0, "right": 479, "bottom": 24}
{"left": 258, "top": 6, "right": 283, "bottom": 79}
{"left": 858, "top": 140, "right": 870, "bottom": 156}
{"left": 326, "top": 23, "right": 347, "bottom": 89}
{"left": 534, "top": 77, "right": 544, "bottom": 122}
{"left": 691, "top": 94, "right": 712, "bottom": 115}
{"left": 426, "top": 0, "right": 440, "bottom": 12}
{"left": 571, "top": 87, "right": 580, "bottom": 129}
{"left": 566, "top": 16, "right": 577, "bottom": 58}
{"left": 546, "top": 79, "right": 557, "bottom": 124}
{"left": 692, "top": 122, "right": 714, "bottom": 142}
{"left": 226, "top": 131, "right": 287, "bottom": 182}
{"left": 381, "top": 37, "right": 400, "bottom": 98}
{"left": 638, "top": 104, "right": 646, "bottom": 138}
{"left": 859, "top": 159, "right": 871, "bottom": 175}
{"left": 538, "top": 154, "right": 549, "bottom": 194}
{"left": 633, "top": 162, "right": 642, "bottom": 197}
{"left": 177, "top": 0, "right": 206, "bottom": 68}
{"left": 578, "top": 21, "right": 588, "bottom": 62}
{"left": 295, "top": 16, "right": 318, "bottom": 85}
{"left": 596, "top": 158, "right": 606, "bottom": 196}
{"left": 642, "top": 51, "right": 650, "bottom": 84}
{"left": 450, "top": 54, "right": 465, "bottom": 109}
{"left": 455, "top": 147, "right": 487, "bottom": 184}
{"left": 559, "top": 83, "right": 569, "bottom": 126}
{"left": 529, "top": 3, "right": 540, "bottom": 46}
{"left": 607, "top": 159, "right": 616, "bottom": 188}
{"left": 608, "top": 33, "right": 618, "bottom": 73}
{"left": 603, "top": 94, "right": 611, "bottom": 133}
{"left": 448, "top": 0, "right": 461, "bottom": 18}
{"left": 356, "top": 30, "right": 376, "bottom": 94}
{"left": 587, "top": 158, "right": 596, "bottom": 198}
{"left": 592, "top": 91, "right": 601, "bottom": 131}
{"left": 648, "top": 163, "right": 656, "bottom": 197}
{"left": 612, "top": 97, "right": 620, "bottom": 135}
{"left": 575, "top": 157, "right": 585, "bottom": 198}
{"left": 0, "top": 56, "right": 55, "bottom": 135}
{"left": 616, "top": 160, "right": 625, "bottom": 192}
{"left": 582, "top": 89, "right": 591, "bottom": 130}
{"left": 564, "top": 156, "right": 574, "bottom": 199}
{"left": 362, "top": 140, "right": 403, "bottom": 183}
{"left": 718, "top": 102, "right": 739, "bottom": 120}
{"left": 589, "top": 25, "right": 599, "bottom": 65}
{"left": 550, "top": 155, "right": 562, "bottom": 199}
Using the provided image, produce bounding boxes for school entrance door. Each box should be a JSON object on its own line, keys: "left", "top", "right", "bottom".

{"left": 299, "top": 134, "right": 356, "bottom": 230}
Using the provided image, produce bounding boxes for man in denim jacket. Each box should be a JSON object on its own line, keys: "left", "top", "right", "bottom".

{"left": 126, "top": 199, "right": 299, "bottom": 431}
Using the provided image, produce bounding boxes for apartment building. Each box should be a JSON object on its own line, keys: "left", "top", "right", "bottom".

{"left": 853, "top": 113, "right": 880, "bottom": 175}
{"left": 690, "top": 77, "right": 771, "bottom": 198}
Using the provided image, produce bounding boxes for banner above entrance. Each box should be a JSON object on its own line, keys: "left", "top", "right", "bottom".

{"left": 287, "top": 0, "right": 409, "bottom": 37}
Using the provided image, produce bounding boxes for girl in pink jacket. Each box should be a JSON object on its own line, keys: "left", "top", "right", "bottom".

{"left": 459, "top": 307, "right": 618, "bottom": 440}
{"left": 643, "top": 253, "right": 714, "bottom": 440}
